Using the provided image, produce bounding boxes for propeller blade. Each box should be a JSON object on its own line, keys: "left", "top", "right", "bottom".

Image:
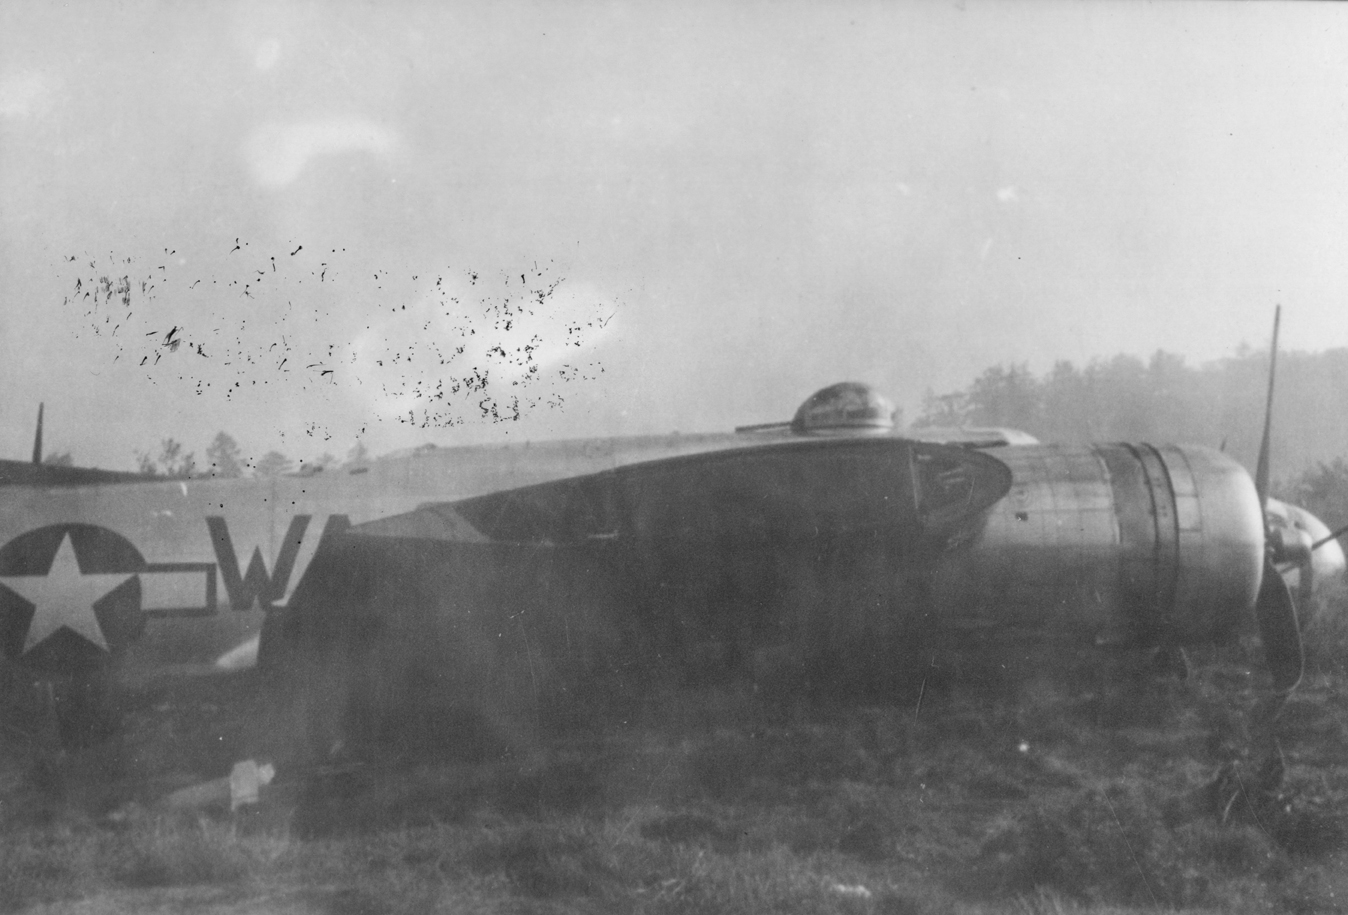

{"left": 1311, "top": 523, "right": 1348, "bottom": 553}
{"left": 1254, "top": 306, "right": 1280, "bottom": 510}
{"left": 1256, "top": 555, "right": 1303, "bottom": 692}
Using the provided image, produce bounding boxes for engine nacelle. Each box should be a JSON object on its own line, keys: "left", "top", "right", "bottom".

{"left": 929, "top": 443, "right": 1265, "bottom": 649}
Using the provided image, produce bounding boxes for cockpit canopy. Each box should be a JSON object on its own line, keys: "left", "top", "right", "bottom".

{"left": 791, "top": 382, "right": 896, "bottom": 435}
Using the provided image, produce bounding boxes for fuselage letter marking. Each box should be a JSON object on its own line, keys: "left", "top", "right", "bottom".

{"left": 206, "top": 515, "right": 312, "bottom": 611}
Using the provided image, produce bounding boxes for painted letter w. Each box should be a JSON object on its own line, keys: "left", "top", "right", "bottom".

{"left": 207, "top": 515, "right": 311, "bottom": 611}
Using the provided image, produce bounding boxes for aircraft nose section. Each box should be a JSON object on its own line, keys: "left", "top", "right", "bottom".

{"left": 1298, "top": 506, "right": 1347, "bottom": 585}
{"left": 1315, "top": 537, "right": 1348, "bottom": 611}
{"left": 1268, "top": 499, "right": 1347, "bottom": 627}
{"left": 1317, "top": 536, "right": 1347, "bottom": 584}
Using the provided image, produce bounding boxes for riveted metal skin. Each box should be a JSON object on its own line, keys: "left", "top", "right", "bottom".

{"left": 927, "top": 442, "right": 1263, "bottom": 648}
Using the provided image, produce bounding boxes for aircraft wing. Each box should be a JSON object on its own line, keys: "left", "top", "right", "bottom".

{"left": 263, "top": 437, "right": 1013, "bottom": 696}
{"left": 0, "top": 458, "right": 150, "bottom": 487}
{"left": 335, "top": 435, "right": 1012, "bottom": 550}
{"left": 903, "top": 426, "right": 1042, "bottom": 447}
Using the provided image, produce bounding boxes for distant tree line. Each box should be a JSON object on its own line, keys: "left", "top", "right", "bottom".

{"left": 1278, "top": 458, "right": 1348, "bottom": 535}
{"left": 129, "top": 432, "right": 356, "bottom": 480}
{"left": 914, "top": 346, "right": 1348, "bottom": 531}
{"left": 136, "top": 438, "right": 197, "bottom": 478}
{"left": 914, "top": 347, "right": 1348, "bottom": 483}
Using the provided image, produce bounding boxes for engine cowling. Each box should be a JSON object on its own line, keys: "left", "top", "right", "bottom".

{"left": 928, "top": 443, "right": 1265, "bottom": 649}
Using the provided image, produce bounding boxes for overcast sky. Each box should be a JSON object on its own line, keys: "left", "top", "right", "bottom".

{"left": 3, "top": 1, "right": 1347, "bottom": 469}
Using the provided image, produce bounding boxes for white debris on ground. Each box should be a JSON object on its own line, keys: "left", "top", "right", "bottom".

{"left": 230, "top": 759, "right": 276, "bottom": 811}
{"left": 829, "top": 882, "right": 873, "bottom": 899}
{"left": 163, "top": 758, "right": 276, "bottom": 812}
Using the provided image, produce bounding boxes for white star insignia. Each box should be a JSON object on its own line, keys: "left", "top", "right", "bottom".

{"left": 0, "top": 533, "right": 134, "bottom": 653}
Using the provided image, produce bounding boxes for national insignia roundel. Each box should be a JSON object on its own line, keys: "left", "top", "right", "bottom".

{"left": 0, "top": 523, "right": 146, "bottom": 671}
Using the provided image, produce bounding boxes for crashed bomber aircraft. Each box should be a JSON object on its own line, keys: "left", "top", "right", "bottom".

{"left": 263, "top": 380, "right": 1347, "bottom": 755}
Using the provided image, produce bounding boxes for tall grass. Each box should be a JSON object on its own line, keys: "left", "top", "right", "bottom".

{"left": 6, "top": 651, "right": 1348, "bottom": 913}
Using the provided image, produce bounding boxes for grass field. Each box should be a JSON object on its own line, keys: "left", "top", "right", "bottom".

{"left": 4, "top": 612, "right": 1348, "bottom": 914}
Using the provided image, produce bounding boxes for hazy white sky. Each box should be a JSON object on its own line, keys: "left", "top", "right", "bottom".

{"left": 3, "top": 1, "right": 1347, "bottom": 469}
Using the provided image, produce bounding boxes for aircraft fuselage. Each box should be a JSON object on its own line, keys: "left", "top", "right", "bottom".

{"left": 257, "top": 429, "right": 1342, "bottom": 755}
{"left": 0, "top": 428, "right": 1340, "bottom": 704}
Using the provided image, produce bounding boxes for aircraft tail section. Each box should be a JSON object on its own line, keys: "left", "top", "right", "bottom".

{"left": 31, "top": 403, "right": 42, "bottom": 466}
{"left": 4, "top": 403, "right": 150, "bottom": 486}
